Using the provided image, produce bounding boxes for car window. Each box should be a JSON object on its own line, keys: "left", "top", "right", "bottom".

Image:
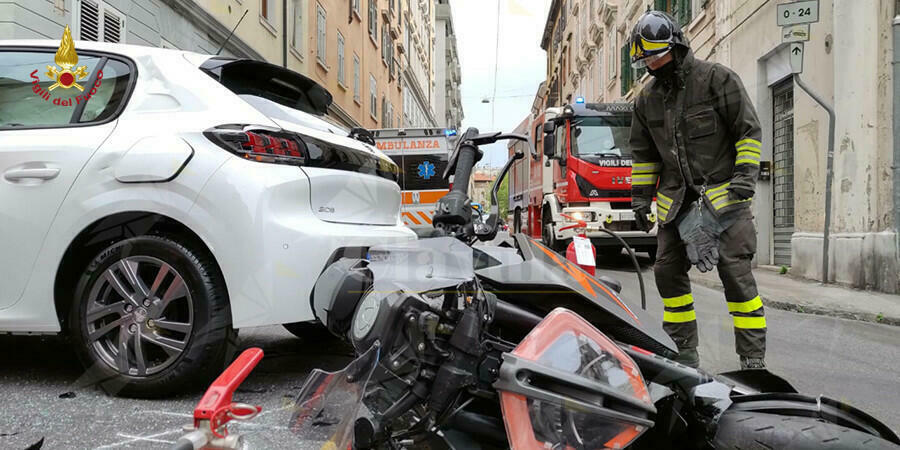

{"left": 79, "top": 59, "right": 132, "bottom": 123}
{"left": 0, "top": 50, "right": 102, "bottom": 128}
{"left": 0, "top": 50, "right": 133, "bottom": 129}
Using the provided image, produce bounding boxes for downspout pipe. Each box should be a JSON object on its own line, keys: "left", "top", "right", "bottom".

{"left": 794, "top": 73, "right": 836, "bottom": 284}
{"left": 893, "top": 16, "right": 900, "bottom": 261}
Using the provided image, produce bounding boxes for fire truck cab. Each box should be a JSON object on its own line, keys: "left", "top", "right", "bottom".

{"left": 510, "top": 102, "right": 658, "bottom": 258}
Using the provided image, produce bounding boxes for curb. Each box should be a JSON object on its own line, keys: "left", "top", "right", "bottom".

{"left": 688, "top": 275, "right": 900, "bottom": 327}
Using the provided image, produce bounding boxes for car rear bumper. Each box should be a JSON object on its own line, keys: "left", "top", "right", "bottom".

{"left": 192, "top": 158, "right": 416, "bottom": 329}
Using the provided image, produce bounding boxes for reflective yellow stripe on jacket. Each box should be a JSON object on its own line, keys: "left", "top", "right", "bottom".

{"left": 656, "top": 191, "right": 673, "bottom": 221}
{"left": 735, "top": 138, "right": 761, "bottom": 166}
{"left": 632, "top": 162, "right": 661, "bottom": 186}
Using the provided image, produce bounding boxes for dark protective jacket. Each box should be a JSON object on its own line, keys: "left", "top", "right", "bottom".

{"left": 630, "top": 49, "right": 762, "bottom": 225}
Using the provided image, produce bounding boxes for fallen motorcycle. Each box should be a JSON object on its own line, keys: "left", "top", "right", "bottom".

{"left": 176, "top": 128, "right": 900, "bottom": 449}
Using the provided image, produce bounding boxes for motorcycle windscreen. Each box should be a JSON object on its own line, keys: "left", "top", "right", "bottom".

{"left": 288, "top": 346, "right": 379, "bottom": 447}
{"left": 498, "top": 308, "right": 653, "bottom": 450}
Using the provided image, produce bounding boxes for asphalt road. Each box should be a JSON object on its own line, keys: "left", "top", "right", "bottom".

{"left": 1, "top": 251, "right": 898, "bottom": 449}
{"left": 593, "top": 251, "right": 900, "bottom": 434}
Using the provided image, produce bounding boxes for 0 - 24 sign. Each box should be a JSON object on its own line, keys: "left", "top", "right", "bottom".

{"left": 777, "top": 0, "right": 819, "bottom": 26}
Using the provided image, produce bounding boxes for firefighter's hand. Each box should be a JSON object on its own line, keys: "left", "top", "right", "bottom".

{"left": 633, "top": 205, "right": 653, "bottom": 233}
{"left": 728, "top": 186, "right": 754, "bottom": 200}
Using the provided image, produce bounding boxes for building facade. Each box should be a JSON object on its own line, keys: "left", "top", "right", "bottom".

{"left": 539, "top": 0, "right": 899, "bottom": 293}
{"left": 434, "top": 0, "right": 463, "bottom": 130}
{"left": 400, "top": 0, "right": 438, "bottom": 128}
{"left": 1, "top": 0, "right": 439, "bottom": 131}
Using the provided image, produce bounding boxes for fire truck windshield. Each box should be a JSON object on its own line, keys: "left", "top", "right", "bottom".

{"left": 571, "top": 116, "right": 632, "bottom": 159}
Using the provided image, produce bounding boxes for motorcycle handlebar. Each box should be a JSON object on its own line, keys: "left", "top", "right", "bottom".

{"left": 451, "top": 142, "right": 478, "bottom": 196}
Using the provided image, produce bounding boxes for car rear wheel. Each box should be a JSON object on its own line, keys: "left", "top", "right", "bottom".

{"left": 70, "top": 235, "right": 235, "bottom": 398}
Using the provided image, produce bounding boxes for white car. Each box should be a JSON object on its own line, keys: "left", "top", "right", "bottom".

{"left": 0, "top": 40, "right": 415, "bottom": 396}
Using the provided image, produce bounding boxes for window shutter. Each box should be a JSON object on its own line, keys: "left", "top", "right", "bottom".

{"left": 79, "top": 0, "right": 100, "bottom": 41}
{"left": 78, "top": 0, "right": 124, "bottom": 43}
{"left": 620, "top": 44, "right": 629, "bottom": 96}
{"left": 680, "top": 0, "right": 693, "bottom": 26}
{"left": 103, "top": 8, "right": 123, "bottom": 43}
{"left": 654, "top": 0, "right": 667, "bottom": 12}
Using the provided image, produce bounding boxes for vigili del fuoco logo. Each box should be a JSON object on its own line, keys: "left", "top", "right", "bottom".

{"left": 30, "top": 25, "right": 103, "bottom": 107}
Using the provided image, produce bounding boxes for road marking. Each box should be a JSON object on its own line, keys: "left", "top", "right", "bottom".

{"left": 94, "top": 429, "right": 182, "bottom": 449}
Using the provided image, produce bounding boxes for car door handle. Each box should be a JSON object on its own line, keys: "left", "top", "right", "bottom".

{"left": 3, "top": 167, "right": 61, "bottom": 182}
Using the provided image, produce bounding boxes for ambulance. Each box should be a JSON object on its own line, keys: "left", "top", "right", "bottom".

{"left": 373, "top": 128, "right": 456, "bottom": 237}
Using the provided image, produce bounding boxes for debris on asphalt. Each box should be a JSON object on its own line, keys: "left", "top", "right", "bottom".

{"left": 58, "top": 392, "right": 76, "bottom": 399}
{"left": 236, "top": 386, "right": 269, "bottom": 394}
{"left": 0, "top": 431, "right": 19, "bottom": 437}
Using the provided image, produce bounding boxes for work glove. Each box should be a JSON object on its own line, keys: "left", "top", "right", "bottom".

{"left": 679, "top": 212, "right": 720, "bottom": 272}
{"left": 727, "top": 186, "right": 754, "bottom": 200}
{"left": 632, "top": 199, "right": 654, "bottom": 233}
{"left": 677, "top": 200, "right": 737, "bottom": 273}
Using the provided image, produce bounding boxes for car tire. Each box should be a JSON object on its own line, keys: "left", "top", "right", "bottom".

{"left": 282, "top": 321, "right": 337, "bottom": 341}
{"left": 69, "top": 235, "right": 235, "bottom": 398}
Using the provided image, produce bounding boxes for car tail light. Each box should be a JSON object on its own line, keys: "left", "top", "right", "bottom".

{"left": 204, "top": 125, "right": 308, "bottom": 166}
{"left": 495, "top": 308, "right": 655, "bottom": 450}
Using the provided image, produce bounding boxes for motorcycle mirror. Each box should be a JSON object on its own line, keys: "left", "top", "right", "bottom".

{"left": 597, "top": 275, "right": 623, "bottom": 294}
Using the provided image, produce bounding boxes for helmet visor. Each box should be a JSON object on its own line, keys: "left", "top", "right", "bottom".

{"left": 632, "top": 48, "right": 670, "bottom": 69}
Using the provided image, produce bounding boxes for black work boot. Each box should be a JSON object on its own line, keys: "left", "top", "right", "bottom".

{"left": 740, "top": 355, "right": 766, "bottom": 370}
{"left": 674, "top": 348, "right": 700, "bottom": 368}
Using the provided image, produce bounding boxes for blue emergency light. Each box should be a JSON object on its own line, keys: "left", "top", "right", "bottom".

{"left": 445, "top": 129, "right": 458, "bottom": 137}
{"left": 575, "top": 96, "right": 585, "bottom": 104}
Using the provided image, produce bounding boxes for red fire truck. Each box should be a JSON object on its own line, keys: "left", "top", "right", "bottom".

{"left": 508, "top": 102, "right": 658, "bottom": 258}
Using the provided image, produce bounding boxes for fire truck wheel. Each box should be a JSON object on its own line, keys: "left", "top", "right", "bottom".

{"left": 542, "top": 222, "right": 562, "bottom": 252}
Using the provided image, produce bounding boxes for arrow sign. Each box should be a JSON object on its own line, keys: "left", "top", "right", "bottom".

{"left": 790, "top": 42, "right": 804, "bottom": 73}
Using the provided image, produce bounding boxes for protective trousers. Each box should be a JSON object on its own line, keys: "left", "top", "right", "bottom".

{"left": 654, "top": 210, "right": 766, "bottom": 359}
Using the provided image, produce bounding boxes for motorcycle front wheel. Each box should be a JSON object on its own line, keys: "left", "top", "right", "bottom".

{"left": 713, "top": 411, "right": 900, "bottom": 449}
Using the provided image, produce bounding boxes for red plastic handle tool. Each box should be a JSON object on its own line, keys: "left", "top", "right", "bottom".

{"left": 194, "top": 347, "right": 264, "bottom": 432}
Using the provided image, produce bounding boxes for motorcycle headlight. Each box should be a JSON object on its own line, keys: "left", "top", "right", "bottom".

{"left": 494, "top": 308, "right": 655, "bottom": 450}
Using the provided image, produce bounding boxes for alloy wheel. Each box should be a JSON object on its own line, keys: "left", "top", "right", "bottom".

{"left": 84, "top": 256, "right": 193, "bottom": 376}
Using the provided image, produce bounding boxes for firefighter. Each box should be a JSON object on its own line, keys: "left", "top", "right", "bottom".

{"left": 628, "top": 11, "right": 766, "bottom": 370}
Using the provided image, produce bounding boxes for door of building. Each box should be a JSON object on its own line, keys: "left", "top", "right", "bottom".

{"left": 772, "top": 79, "right": 795, "bottom": 266}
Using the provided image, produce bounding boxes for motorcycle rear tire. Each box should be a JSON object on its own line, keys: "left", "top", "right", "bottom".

{"left": 713, "top": 411, "right": 900, "bottom": 449}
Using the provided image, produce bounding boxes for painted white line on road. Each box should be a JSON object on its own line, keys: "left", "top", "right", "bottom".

{"left": 139, "top": 410, "right": 192, "bottom": 418}
{"left": 94, "top": 429, "right": 182, "bottom": 449}
{"left": 114, "top": 433, "right": 175, "bottom": 444}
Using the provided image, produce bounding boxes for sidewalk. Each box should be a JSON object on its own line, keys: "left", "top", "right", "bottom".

{"left": 689, "top": 266, "right": 900, "bottom": 326}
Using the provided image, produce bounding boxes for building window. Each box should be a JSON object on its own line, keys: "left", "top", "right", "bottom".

{"left": 620, "top": 42, "right": 633, "bottom": 95}
{"left": 291, "top": 0, "right": 303, "bottom": 52}
{"left": 607, "top": 28, "right": 616, "bottom": 81}
{"left": 353, "top": 55, "right": 361, "bottom": 102}
{"left": 381, "top": 96, "right": 388, "bottom": 125}
{"left": 76, "top": 0, "right": 126, "bottom": 43}
{"left": 596, "top": 48, "right": 603, "bottom": 92}
{"left": 261, "top": 0, "right": 275, "bottom": 23}
{"left": 316, "top": 4, "right": 327, "bottom": 65}
{"left": 405, "top": 23, "right": 412, "bottom": 61}
{"left": 370, "top": 75, "right": 377, "bottom": 119}
{"left": 368, "top": 0, "right": 377, "bottom": 41}
{"left": 337, "top": 32, "right": 345, "bottom": 85}
{"left": 382, "top": 24, "right": 388, "bottom": 64}
{"left": 655, "top": 0, "right": 692, "bottom": 27}
{"left": 352, "top": 0, "right": 360, "bottom": 17}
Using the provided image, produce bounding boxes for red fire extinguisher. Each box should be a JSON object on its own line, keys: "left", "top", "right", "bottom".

{"left": 560, "top": 214, "right": 596, "bottom": 276}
